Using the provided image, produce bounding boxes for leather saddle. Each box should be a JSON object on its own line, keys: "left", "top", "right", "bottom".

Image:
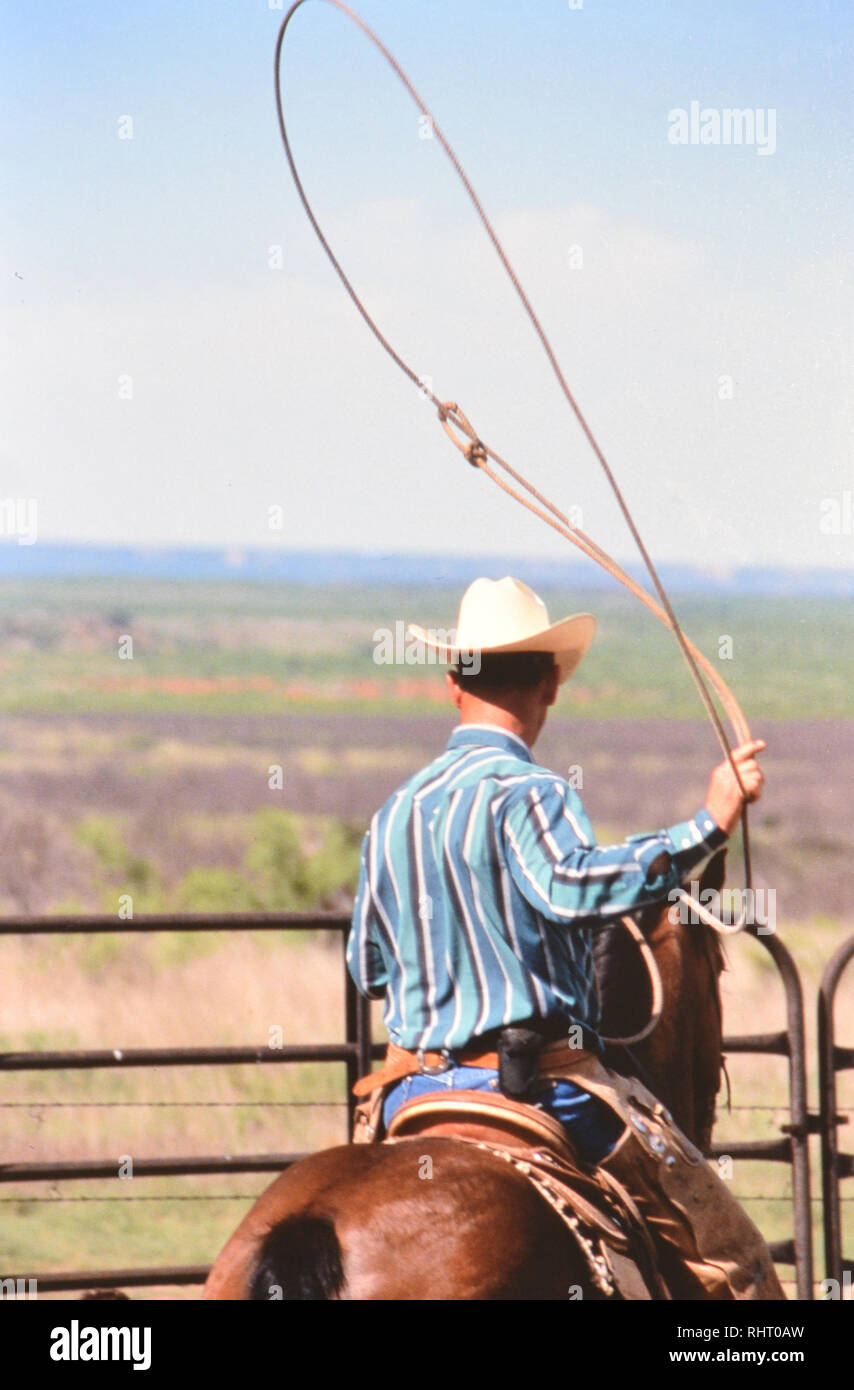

{"left": 385, "top": 1087, "right": 579, "bottom": 1161}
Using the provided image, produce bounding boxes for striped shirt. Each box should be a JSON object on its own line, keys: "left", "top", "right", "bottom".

{"left": 347, "top": 723, "right": 727, "bottom": 1052}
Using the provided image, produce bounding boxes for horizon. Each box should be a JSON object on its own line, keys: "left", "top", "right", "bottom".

{"left": 2, "top": 538, "right": 853, "bottom": 598}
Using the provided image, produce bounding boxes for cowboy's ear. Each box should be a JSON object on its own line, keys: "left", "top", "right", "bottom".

{"left": 543, "top": 664, "right": 560, "bottom": 706}
{"left": 445, "top": 671, "right": 463, "bottom": 709}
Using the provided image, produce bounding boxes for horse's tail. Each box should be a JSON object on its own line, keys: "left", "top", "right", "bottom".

{"left": 248, "top": 1214, "right": 345, "bottom": 1301}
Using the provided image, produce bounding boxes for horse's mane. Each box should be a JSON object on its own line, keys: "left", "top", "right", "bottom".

{"left": 593, "top": 917, "right": 654, "bottom": 1041}
{"left": 594, "top": 849, "right": 727, "bottom": 1038}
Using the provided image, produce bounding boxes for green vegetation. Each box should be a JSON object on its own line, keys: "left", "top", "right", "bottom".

{"left": 244, "top": 810, "right": 362, "bottom": 911}
{"left": 75, "top": 815, "right": 160, "bottom": 910}
{"left": 0, "top": 577, "right": 849, "bottom": 718}
{"left": 64, "top": 809, "right": 362, "bottom": 926}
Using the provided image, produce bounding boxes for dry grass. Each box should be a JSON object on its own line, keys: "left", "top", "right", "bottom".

{"left": 3, "top": 931, "right": 346, "bottom": 1054}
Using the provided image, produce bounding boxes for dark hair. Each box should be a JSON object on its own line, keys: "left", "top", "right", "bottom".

{"left": 449, "top": 650, "right": 557, "bottom": 694}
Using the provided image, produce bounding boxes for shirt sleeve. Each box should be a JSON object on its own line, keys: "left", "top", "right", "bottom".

{"left": 501, "top": 778, "right": 727, "bottom": 925}
{"left": 346, "top": 833, "right": 389, "bottom": 1000}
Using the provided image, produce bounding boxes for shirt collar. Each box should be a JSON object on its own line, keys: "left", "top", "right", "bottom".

{"left": 447, "top": 723, "right": 533, "bottom": 763}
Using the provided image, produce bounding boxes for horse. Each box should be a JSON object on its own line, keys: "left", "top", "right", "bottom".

{"left": 203, "top": 854, "right": 728, "bottom": 1300}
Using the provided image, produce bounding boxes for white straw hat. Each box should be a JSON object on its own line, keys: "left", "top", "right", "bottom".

{"left": 407, "top": 576, "right": 595, "bottom": 685}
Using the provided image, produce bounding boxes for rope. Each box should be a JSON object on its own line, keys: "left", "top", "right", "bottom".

{"left": 598, "top": 915, "right": 664, "bottom": 1047}
{"left": 436, "top": 406, "right": 751, "bottom": 748}
{"left": 273, "top": 0, "right": 756, "bottom": 918}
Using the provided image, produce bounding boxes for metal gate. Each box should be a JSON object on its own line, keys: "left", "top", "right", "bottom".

{"left": 818, "top": 933, "right": 854, "bottom": 1292}
{"left": 708, "top": 925, "right": 813, "bottom": 1301}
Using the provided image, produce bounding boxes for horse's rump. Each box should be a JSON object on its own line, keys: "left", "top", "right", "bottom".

{"left": 205, "top": 1138, "right": 624, "bottom": 1300}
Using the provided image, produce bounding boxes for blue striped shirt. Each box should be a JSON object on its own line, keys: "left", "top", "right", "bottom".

{"left": 347, "top": 723, "right": 727, "bottom": 1051}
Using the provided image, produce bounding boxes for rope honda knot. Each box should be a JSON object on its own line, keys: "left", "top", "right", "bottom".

{"left": 438, "top": 401, "right": 486, "bottom": 467}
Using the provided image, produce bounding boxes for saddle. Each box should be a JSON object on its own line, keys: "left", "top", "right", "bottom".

{"left": 385, "top": 1087, "right": 579, "bottom": 1158}
{"left": 382, "top": 1088, "right": 668, "bottom": 1300}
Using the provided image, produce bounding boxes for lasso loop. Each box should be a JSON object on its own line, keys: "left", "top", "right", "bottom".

{"left": 274, "top": 0, "right": 755, "bottom": 933}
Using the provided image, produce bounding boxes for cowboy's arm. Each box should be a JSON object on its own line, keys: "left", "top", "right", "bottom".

{"left": 502, "top": 780, "right": 727, "bottom": 924}
{"left": 346, "top": 840, "right": 389, "bottom": 999}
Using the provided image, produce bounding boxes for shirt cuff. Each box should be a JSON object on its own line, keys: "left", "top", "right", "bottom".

{"left": 666, "top": 806, "right": 729, "bottom": 859}
{"left": 630, "top": 806, "right": 728, "bottom": 892}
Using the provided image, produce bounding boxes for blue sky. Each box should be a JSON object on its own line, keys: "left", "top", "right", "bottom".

{"left": 3, "top": 1, "right": 852, "bottom": 573}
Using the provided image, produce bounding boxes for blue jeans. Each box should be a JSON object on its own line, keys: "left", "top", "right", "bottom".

{"left": 382, "top": 1063, "right": 624, "bottom": 1165}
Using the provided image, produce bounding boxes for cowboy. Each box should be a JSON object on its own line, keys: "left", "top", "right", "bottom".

{"left": 347, "top": 576, "right": 783, "bottom": 1299}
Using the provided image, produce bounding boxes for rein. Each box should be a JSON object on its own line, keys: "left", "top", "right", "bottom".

{"left": 273, "top": 0, "right": 755, "bottom": 937}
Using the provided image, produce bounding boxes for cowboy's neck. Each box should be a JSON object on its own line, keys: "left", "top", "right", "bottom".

{"left": 456, "top": 694, "right": 541, "bottom": 750}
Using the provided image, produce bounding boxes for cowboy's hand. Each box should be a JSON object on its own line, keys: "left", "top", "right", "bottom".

{"left": 705, "top": 740, "right": 766, "bottom": 837}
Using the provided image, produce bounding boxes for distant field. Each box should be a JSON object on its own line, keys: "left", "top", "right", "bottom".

{"left": 3, "top": 576, "right": 848, "bottom": 918}
{"left": 0, "top": 576, "right": 850, "bottom": 719}
{"left": 0, "top": 712, "right": 850, "bottom": 919}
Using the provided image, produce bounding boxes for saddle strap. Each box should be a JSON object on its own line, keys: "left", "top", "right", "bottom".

{"left": 592, "top": 1165, "right": 671, "bottom": 1301}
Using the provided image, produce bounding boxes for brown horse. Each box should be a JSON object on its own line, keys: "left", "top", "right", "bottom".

{"left": 203, "top": 855, "right": 727, "bottom": 1301}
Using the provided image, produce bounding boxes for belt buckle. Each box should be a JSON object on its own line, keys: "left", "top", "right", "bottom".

{"left": 417, "top": 1047, "right": 452, "bottom": 1075}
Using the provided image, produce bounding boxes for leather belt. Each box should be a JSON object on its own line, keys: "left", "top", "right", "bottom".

{"left": 353, "top": 1037, "right": 595, "bottom": 1097}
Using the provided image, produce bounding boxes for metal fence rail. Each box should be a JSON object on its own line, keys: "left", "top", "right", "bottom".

{"left": 18, "top": 1266, "right": 210, "bottom": 1293}
{"left": 0, "top": 911, "right": 370, "bottom": 1124}
{"left": 818, "top": 933, "right": 854, "bottom": 1289}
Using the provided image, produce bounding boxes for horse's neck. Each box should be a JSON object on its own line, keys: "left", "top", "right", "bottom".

{"left": 595, "top": 866, "right": 726, "bottom": 1151}
{"left": 635, "top": 897, "right": 725, "bottom": 1152}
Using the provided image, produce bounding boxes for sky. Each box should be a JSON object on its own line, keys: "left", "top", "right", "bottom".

{"left": 2, "top": 0, "right": 853, "bottom": 575}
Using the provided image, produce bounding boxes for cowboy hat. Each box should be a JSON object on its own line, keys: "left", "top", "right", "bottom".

{"left": 407, "top": 576, "right": 596, "bottom": 685}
